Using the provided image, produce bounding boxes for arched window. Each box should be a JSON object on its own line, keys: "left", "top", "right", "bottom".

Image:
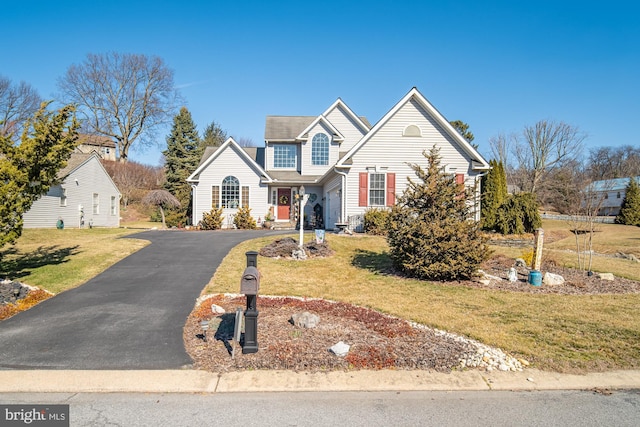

{"left": 311, "top": 133, "right": 329, "bottom": 165}
{"left": 222, "top": 176, "right": 240, "bottom": 208}
{"left": 403, "top": 124, "right": 422, "bottom": 137}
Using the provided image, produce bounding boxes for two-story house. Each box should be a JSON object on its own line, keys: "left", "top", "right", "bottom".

{"left": 187, "top": 87, "right": 490, "bottom": 230}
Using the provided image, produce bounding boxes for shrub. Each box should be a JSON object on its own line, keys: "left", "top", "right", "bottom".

{"left": 387, "top": 146, "right": 489, "bottom": 281}
{"left": 200, "top": 208, "right": 223, "bottom": 230}
{"left": 364, "top": 208, "right": 390, "bottom": 235}
{"left": 234, "top": 206, "right": 257, "bottom": 229}
{"left": 495, "top": 192, "right": 541, "bottom": 234}
{"left": 616, "top": 178, "right": 640, "bottom": 226}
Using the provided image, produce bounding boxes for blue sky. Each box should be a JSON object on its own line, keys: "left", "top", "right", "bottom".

{"left": 2, "top": 0, "right": 638, "bottom": 166}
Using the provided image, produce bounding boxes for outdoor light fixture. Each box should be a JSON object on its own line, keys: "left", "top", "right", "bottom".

{"left": 199, "top": 320, "right": 209, "bottom": 342}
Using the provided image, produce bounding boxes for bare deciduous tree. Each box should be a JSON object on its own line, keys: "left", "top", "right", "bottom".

{"left": 0, "top": 76, "right": 43, "bottom": 138}
{"left": 57, "top": 53, "right": 180, "bottom": 162}
{"left": 102, "top": 160, "right": 163, "bottom": 208}
{"left": 512, "top": 120, "right": 586, "bottom": 194}
{"left": 588, "top": 145, "right": 640, "bottom": 181}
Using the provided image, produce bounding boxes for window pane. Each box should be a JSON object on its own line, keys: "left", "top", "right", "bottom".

{"left": 242, "top": 186, "right": 250, "bottom": 207}
{"left": 110, "top": 196, "right": 117, "bottom": 215}
{"left": 273, "top": 145, "right": 296, "bottom": 168}
{"left": 92, "top": 193, "right": 99, "bottom": 214}
{"left": 222, "top": 176, "right": 239, "bottom": 208}
{"left": 311, "top": 133, "right": 329, "bottom": 165}
{"left": 369, "top": 173, "right": 385, "bottom": 206}
{"left": 212, "top": 186, "right": 220, "bottom": 208}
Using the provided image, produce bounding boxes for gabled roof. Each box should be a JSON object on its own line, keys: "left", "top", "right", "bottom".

{"left": 77, "top": 134, "right": 116, "bottom": 148}
{"left": 587, "top": 176, "right": 640, "bottom": 192}
{"left": 336, "top": 87, "right": 490, "bottom": 170}
{"left": 295, "top": 115, "right": 345, "bottom": 142}
{"left": 265, "top": 116, "right": 315, "bottom": 141}
{"left": 59, "top": 151, "right": 120, "bottom": 194}
{"left": 321, "top": 98, "right": 371, "bottom": 133}
{"left": 187, "top": 137, "right": 272, "bottom": 183}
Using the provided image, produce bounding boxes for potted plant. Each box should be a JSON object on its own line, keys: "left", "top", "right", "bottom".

{"left": 263, "top": 209, "right": 275, "bottom": 229}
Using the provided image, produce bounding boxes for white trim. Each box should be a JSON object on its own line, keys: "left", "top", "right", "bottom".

{"left": 336, "top": 87, "right": 490, "bottom": 170}
{"left": 295, "top": 115, "right": 344, "bottom": 142}
{"left": 187, "top": 137, "right": 273, "bottom": 183}
{"left": 321, "top": 98, "right": 371, "bottom": 134}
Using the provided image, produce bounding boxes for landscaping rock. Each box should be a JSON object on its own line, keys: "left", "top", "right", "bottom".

{"left": 329, "top": 341, "right": 350, "bottom": 357}
{"left": 290, "top": 311, "right": 320, "bottom": 328}
{"left": 291, "top": 248, "right": 307, "bottom": 260}
{"left": 211, "top": 304, "right": 226, "bottom": 314}
{"left": 515, "top": 258, "right": 527, "bottom": 268}
{"left": 508, "top": 268, "right": 518, "bottom": 282}
{"left": 543, "top": 272, "right": 565, "bottom": 286}
{"left": 597, "top": 272, "right": 615, "bottom": 281}
{"left": 0, "top": 280, "right": 29, "bottom": 305}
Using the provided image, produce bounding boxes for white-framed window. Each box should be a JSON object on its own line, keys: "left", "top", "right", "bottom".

{"left": 110, "top": 196, "right": 117, "bottom": 215}
{"left": 242, "top": 186, "right": 250, "bottom": 208}
{"left": 92, "top": 193, "right": 99, "bottom": 214}
{"left": 222, "top": 176, "right": 240, "bottom": 208}
{"left": 212, "top": 186, "right": 220, "bottom": 208}
{"left": 60, "top": 188, "right": 67, "bottom": 207}
{"left": 273, "top": 144, "right": 297, "bottom": 169}
{"left": 369, "top": 173, "right": 386, "bottom": 206}
{"left": 403, "top": 124, "right": 422, "bottom": 137}
{"left": 311, "top": 133, "right": 329, "bottom": 165}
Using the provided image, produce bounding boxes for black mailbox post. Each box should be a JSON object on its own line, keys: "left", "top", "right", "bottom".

{"left": 240, "top": 251, "right": 260, "bottom": 354}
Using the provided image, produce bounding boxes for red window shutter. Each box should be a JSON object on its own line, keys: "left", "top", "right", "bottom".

{"left": 359, "top": 172, "right": 368, "bottom": 206}
{"left": 455, "top": 173, "right": 465, "bottom": 198}
{"left": 386, "top": 173, "right": 396, "bottom": 206}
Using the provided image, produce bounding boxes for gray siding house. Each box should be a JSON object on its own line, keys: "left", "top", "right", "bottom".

{"left": 23, "top": 152, "right": 121, "bottom": 228}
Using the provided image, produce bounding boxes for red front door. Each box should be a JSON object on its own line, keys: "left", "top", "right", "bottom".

{"left": 277, "top": 188, "right": 291, "bottom": 220}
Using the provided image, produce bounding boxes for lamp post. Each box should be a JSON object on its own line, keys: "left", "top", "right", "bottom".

{"left": 298, "top": 185, "right": 306, "bottom": 249}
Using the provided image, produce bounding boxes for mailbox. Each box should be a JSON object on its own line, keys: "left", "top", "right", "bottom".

{"left": 240, "top": 266, "right": 260, "bottom": 295}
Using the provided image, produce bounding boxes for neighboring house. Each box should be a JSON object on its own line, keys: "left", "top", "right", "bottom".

{"left": 23, "top": 152, "right": 121, "bottom": 228}
{"left": 187, "top": 87, "right": 490, "bottom": 230}
{"left": 76, "top": 134, "right": 117, "bottom": 161}
{"left": 586, "top": 176, "right": 640, "bottom": 216}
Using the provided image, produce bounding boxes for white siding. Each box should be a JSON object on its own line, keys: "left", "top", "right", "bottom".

{"left": 343, "top": 98, "right": 481, "bottom": 220}
{"left": 300, "top": 123, "right": 340, "bottom": 176}
{"left": 192, "top": 144, "right": 268, "bottom": 228}
{"left": 24, "top": 156, "right": 120, "bottom": 228}
{"left": 325, "top": 105, "right": 367, "bottom": 152}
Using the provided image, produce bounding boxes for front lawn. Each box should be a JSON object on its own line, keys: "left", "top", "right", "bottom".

{"left": 205, "top": 225, "right": 640, "bottom": 373}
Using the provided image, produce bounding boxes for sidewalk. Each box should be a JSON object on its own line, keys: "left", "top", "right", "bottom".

{"left": 1, "top": 369, "right": 639, "bottom": 393}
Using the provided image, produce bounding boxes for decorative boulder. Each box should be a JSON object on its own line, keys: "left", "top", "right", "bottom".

{"left": 543, "top": 272, "right": 565, "bottom": 286}
{"left": 290, "top": 311, "right": 320, "bottom": 329}
{"left": 291, "top": 249, "right": 307, "bottom": 260}
{"left": 515, "top": 258, "right": 527, "bottom": 268}
{"left": 211, "top": 304, "right": 226, "bottom": 314}
{"left": 596, "top": 272, "right": 615, "bottom": 281}
{"left": 329, "top": 341, "right": 350, "bottom": 357}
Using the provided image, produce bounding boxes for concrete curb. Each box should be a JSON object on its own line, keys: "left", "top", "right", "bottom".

{"left": 1, "top": 369, "right": 639, "bottom": 393}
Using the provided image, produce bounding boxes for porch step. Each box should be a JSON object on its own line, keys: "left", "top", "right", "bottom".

{"left": 269, "top": 221, "right": 296, "bottom": 230}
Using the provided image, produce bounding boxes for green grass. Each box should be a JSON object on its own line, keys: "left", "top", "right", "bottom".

{"left": 205, "top": 227, "right": 640, "bottom": 373}
{"left": 0, "top": 228, "right": 149, "bottom": 294}
{"left": 4, "top": 220, "right": 639, "bottom": 373}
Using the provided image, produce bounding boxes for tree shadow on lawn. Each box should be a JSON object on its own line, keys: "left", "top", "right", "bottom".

{"left": 351, "top": 249, "right": 396, "bottom": 275}
{"left": 0, "top": 245, "right": 80, "bottom": 280}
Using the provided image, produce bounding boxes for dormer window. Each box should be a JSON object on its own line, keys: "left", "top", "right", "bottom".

{"left": 403, "top": 125, "right": 422, "bottom": 137}
{"left": 311, "top": 133, "right": 329, "bottom": 165}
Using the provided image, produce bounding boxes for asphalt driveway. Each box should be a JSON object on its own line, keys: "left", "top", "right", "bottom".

{"left": 0, "top": 229, "right": 281, "bottom": 370}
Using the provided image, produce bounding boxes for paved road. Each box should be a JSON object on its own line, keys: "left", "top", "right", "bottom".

{"left": 0, "top": 229, "right": 281, "bottom": 370}
{"left": 1, "top": 390, "right": 639, "bottom": 426}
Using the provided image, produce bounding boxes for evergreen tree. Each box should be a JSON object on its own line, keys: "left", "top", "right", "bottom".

{"left": 162, "top": 107, "right": 200, "bottom": 225}
{"left": 387, "top": 146, "right": 489, "bottom": 281}
{"left": 616, "top": 177, "right": 640, "bottom": 226}
{"left": 481, "top": 159, "right": 508, "bottom": 230}
{"left": 0, "top": 103, "right": 79, "bottom": 250}
{"left": 200, "top": 120, "right": 227, "bottom": 154}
